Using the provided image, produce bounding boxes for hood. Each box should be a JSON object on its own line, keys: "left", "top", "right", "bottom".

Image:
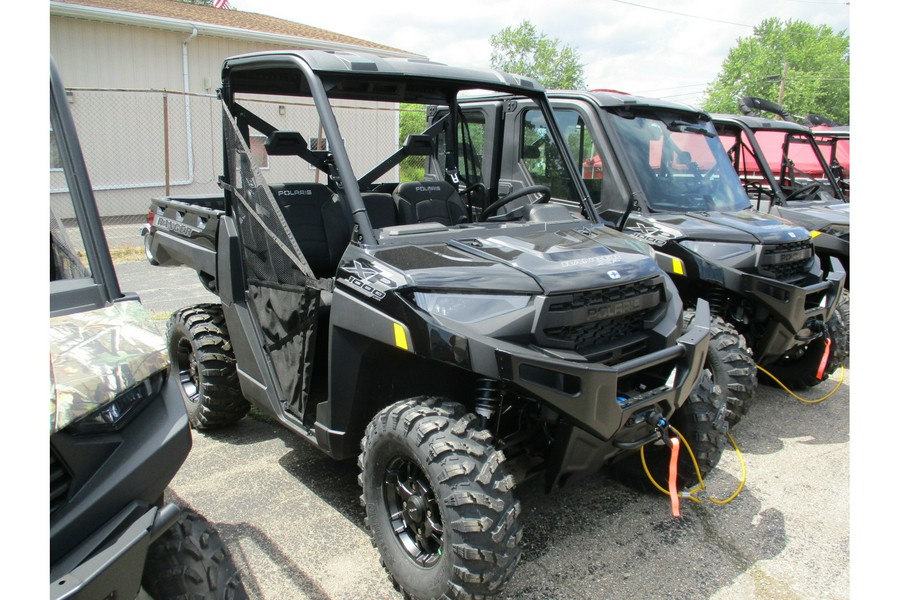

{"left": 626, "top": 210, "right": 810, "bottom": 245}
{"left": 50, "top": 300, "right": 168, "bottom": 435}
{"left": 374, "top": 226, "right": 661, "bottom": 294}
{"left": 770, "top": 202, "right": 850, "bottom": 232}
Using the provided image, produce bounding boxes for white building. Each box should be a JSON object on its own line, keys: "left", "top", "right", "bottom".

{"left": 50, "top": 0, "right": 421, "bottom": 222}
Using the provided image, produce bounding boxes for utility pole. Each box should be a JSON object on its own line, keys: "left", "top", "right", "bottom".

{"left": 777, "top": 62, "right": 788, "bottom": 105}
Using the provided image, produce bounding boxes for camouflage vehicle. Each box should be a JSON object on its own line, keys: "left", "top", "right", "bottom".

{"left": 49, "top": 57, "right": 245, "bottom": 600}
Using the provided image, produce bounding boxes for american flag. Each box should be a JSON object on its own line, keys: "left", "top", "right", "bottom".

{"left": 213, "top": 0, "right": 230, "bottom": 8}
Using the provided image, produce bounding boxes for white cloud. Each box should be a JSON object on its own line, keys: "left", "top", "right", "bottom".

{"left": 233, "top": 0, "right": 850, "bottom": 107}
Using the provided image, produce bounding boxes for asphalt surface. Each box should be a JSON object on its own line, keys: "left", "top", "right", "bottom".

{"left": 117, "top": 257, "right": 851, "bottom": 600}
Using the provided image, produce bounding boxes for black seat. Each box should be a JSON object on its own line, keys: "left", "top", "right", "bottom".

{"left": 362, "top": 193, "right": 399, "bottom": 229}
{"left": 392, "top": 181, "right": 467, "bottom": 226}
{"left": 269, "top": 183, "right": 351, "bottom": 278}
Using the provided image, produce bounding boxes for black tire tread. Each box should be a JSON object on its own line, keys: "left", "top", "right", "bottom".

{"left": 359, "top": 397, "right": 522, "bottom": 600}
{"left": 686, "top": 310, "right": 757, "bottom": 428}
{"left": 168, "top": 304, "right": 250, "bottom": 429}
{"left": 142, "top": 510, "right": 247, "bottom": 600}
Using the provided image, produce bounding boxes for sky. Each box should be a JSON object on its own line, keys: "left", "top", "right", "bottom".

{"left": 230, "top": 0, "right": 851, "bottom": 109}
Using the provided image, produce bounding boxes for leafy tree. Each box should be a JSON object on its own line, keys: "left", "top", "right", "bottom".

{"left": 703, "top": 18, "right": 849, "bottom": 124}
{"left": 399, "top": 104, "right": 427, "bottom": 181}
{"left": 490, "top": 21, "right": 586, "bottom": 90}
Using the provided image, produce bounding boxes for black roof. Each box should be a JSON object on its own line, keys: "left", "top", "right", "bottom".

{"left": 223, "top": 50, "right": 545, "bottom": 104}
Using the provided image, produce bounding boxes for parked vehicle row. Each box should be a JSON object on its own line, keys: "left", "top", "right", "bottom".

{"left": 135, "top": 50, "right": 848, "bottom": 599}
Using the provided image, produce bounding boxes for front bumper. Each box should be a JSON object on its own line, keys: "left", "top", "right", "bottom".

{"left": 50, "top": 503, "right": 181, "bottom": 600}
{"left": 468, "top": 301, "right": 711, "bottom": 442}
{"left": 741, "top": 256, "right": 846, "bottom": 363}
{"left": 50, "top": 373, "right": 191, "bottom": 597}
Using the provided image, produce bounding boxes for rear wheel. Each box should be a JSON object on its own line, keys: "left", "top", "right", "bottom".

{"left": 167, "top": 304, "right": 250, "bottom": 429}
{"left": 685, "top": 310, "right": 757, "bottom": 428}
{"left": 761, "top": 310, "right": 848, "bottom": 390}
{"left": 142, "top": 510, "right": 247, "bottom": 599}
{"left": 359, "top": 397, "right": 522, "bottom": 600}
{"left": 611, "top": 370, "right": 728, "bottom": 491}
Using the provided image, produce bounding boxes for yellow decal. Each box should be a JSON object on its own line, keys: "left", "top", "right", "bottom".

{"left": 810, "top": 231, "right": 822, "bottom": 238}
{"left": 672, "top": 257, "right": 685, "bottom": 275}
{"left": 393, "top": 323, "right": 409, "bottom": 351}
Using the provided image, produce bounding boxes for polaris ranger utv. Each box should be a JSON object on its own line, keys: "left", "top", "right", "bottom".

{"left": 711, "top": 113, "right": 850, "bottom": 288}
{"left": 142, "top": 50, "right": 721, "bottom": 599}
{"left": 437, "top": 90, "right": 846, "bottom": 427}
{"left": 49, "top": 58, "right": 244, "bottom": 599}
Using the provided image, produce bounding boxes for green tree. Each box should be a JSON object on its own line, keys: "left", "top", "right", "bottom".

{"left": 490, "top": 21, "right": 586, "bottom": 90}
{"left": 703, "top": 18, "right": 849, "bottom": 123}
{"left": 399, "top": 104, "right": 427, "bottom": 181}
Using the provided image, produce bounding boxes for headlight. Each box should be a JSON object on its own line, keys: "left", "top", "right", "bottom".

{"left": 682, "top": 240, "right": 754, "bottom": 261}
{"left": 413, "top": 292, "right": 531, "bottom": 324}
{"left": 66, "top": 369, "right": 167, "bottom": 434}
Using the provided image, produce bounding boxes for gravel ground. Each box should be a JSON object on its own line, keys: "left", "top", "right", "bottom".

{"left": 116, "top": 256, "right": 857, "bottom": 600}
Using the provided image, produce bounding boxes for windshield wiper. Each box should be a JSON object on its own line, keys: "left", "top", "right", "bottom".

{"left": 668, "top": 120, "right": 715, "bottom": 138}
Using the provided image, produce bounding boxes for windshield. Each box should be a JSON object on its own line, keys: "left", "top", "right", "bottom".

{"left": 606, "top": 111, "right": 750, "bottom": 213}
{"left": 753, "top": 130, "right": 842, "bottom": 200}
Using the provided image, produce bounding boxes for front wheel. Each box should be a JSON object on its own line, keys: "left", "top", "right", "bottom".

{"left": 685, "top": 310, "right": 757, "bottom": 428}
{"left": 142, "top": 510, "right": 247, "bottom": 599}
{"left": 359, "top": 397, "right": 522, "bottom": 600}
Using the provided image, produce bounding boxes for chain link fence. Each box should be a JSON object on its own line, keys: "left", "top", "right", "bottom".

{"left": 52, "top": 88, "right": 428, "bottom": 249}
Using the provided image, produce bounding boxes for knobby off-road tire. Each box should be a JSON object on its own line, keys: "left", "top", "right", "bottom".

{"left": 167, "top": 304, "right": 250, "bottom": 429}
{"left": 761, "top": 310, "right": 848, "bottom": 390}
{"left": 359, "top": 397, "right": 522, "bottom": 600}
{"left": 685, "top": 309, "right": 757, "bottom": 428}
{"left": 837, "top": 290, "right": 850, "bottom": 359}
{"left": 142, "top": 510, "right": 247, "bottom": 600}
{"left": 611, "top": 370, "right": 729, "bottom": 492}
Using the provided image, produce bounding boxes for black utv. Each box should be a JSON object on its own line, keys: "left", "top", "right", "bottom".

{"left": 142, "top": 50, "right": 722, "bottom": 599}
{"left": 437, "top": 90, "right": 847, "bottom": 427}
{"left": 711, "top": 114, "right": 850, "bottom": 283}
{"left": 49, "top": 57, "right": 244, "bottom": 600}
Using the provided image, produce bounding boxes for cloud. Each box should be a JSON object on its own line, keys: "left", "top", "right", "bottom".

{"left": 233, "top": 0, "right": 850, "bottom": 106}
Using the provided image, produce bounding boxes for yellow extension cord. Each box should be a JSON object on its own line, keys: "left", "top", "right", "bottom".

{"left": 756, "top": 364, "right": 846, "bottom": 404}
{"left": 640, "top": 365, "right": 846, "bottom": 505}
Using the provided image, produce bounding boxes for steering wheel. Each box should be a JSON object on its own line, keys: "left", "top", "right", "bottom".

{"left": 784, "top": 182, "right": 823, "bottom": 201}
{"left": 480, "top": 185, "right": 552, "bottom": 221}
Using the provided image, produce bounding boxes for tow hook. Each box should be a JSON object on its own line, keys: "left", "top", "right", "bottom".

{"left": 796, "top": 318, "right": 827, "bottom": 342}
{"left": 655, "top": 417, "right": 673, "bottom": 448}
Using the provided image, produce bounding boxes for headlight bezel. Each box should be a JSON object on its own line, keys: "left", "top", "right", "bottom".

{"left": 412, "top": 291, "right": 532, "bottom": 325}
{"left": 65, "top": 368, "right": 168, "bottom": 435}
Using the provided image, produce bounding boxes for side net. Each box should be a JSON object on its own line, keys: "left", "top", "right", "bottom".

{"left": 222, "top": 106, "right": 322, "bottom": 421}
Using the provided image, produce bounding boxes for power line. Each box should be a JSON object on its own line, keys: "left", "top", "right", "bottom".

{"left": 606, "top": 0, "right": 848, "bottom": 36}
{"left": 606, "top": 0, "right": 753, "bottom": 28}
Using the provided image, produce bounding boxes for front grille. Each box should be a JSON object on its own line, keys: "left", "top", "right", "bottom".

{"left": 50, "top": 447, "right": 72, "bottom": 516}
{"left": 537, "top": 276, "right": 665, "bottom": 361}
{"left": 759, "top": 239, "right": 814, "bottom": 281}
